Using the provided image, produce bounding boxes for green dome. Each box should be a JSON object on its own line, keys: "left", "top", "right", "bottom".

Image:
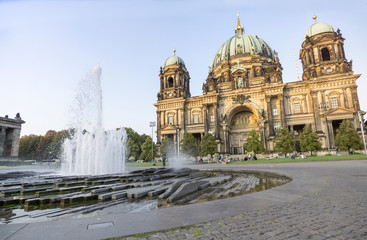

{"left": 304, "top": 22, "right": 334, "bottom": 41}
{"left": 164, "top": 55, "right": 185, "bottom": 67}
{"left": 212, "top": 33, "right": 274, "bottom": 70}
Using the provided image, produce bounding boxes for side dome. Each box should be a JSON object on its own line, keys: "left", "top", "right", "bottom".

{"left": 164, "top": 52, "right": 185, "bottom": 68}
{"left": 212, "top": 33, "right": 274, "bottom": 70}
{"left": 303, "top": 21, "right": 334, "bottom": 41}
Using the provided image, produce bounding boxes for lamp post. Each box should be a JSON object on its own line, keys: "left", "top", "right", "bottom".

{"left": 176, "top": 128, "right": 180, "bottom": 162}
{"left": 149, "top": 121, "right": 156, "bottom": 162}
{"left": 358, "top": 111, "right": 367, "bottom": 154}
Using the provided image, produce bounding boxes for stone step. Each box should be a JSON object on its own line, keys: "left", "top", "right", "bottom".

{"left": 168, "top": 180, "right": 208, "bottom": 203}
{"left": 126, "top": 185, "right": 161, "bottom": 199}
{"left": 111, "top": 191, "right": 127, "bottom": 200}
{"left": 148, "top": 186, "right": 169, "bottom": 197}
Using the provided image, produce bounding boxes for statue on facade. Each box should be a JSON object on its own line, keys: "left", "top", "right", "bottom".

{"left": 348, "top": 60, "right": 353, "bottom": 71}
{"left": 237, "top": 77, "right": 244, "bottom": 88}
{"left": 202, "top": 83, "right": 208, "bottom": 94}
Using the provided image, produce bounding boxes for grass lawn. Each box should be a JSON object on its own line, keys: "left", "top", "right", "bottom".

{"left": 0, "top": 165, "right": 60, "bottom": 170}
{"left": 125, "top": 161, "right": 196, "bottom": 167}
{"left": 228, "top": 154, "right": 367, "bottom": 164}
{"left": 126, "top": 155, "right": 367, "bottom": 167}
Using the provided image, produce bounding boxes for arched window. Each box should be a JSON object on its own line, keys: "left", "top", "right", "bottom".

{"left": 321, "top": 48, "right": 330, "bottom": 61}
{"left": 168, "top": 77, "right": 174, "bottom": 88}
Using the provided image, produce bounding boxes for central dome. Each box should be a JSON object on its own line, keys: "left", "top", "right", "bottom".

{"left": 212, "top": 17, "right": 274, "bottom": 71}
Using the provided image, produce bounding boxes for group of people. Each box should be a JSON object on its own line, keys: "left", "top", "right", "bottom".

{"left": 206, "top": 153, "right": 225, "bottom": 163}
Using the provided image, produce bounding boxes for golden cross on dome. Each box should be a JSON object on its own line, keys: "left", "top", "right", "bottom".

{"left": 173, "top": 49, "right": 176, "bottom": 55}
{"left": 235, "top": 11, "right": 244, "bottom": 35}
{"left": 313, "top": 15, "right": 317, "bottom": 23}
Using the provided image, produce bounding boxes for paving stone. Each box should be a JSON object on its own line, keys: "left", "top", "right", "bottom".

{"left": 129, "top": 172, "right": 367, "bottom": 240}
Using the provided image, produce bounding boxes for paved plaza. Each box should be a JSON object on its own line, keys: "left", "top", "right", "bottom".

{"left": 1, "top": 160, "right": 367, "bottom": 240}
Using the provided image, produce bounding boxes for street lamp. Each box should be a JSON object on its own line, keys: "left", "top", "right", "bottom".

{"left": 149, "top": 121, "right": 156, "bottom": 162}
{"left": 176, "top": 128, "right": 180, "bottom": 162}
{"left": 358, "top": 111, "right": 367, "bottom": 154}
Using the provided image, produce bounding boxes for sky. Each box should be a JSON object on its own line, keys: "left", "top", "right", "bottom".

{"left": 1, "top": 0, "right": 367, "bottom": 138}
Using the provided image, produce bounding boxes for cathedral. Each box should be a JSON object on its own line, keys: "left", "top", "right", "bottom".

{"left": 154, "top": 16, "right": 362, "bottom": 155}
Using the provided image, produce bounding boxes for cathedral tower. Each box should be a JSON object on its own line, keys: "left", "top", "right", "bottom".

{"left": 300, "top": 16, "right": 352, "bottom": 80}
{"left": 157, "top": 50, "right": 191, "bottom": 101}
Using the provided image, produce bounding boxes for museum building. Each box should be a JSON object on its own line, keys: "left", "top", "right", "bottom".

{"left": 154, "top": 16, "right": 362, "bottom": 155}
{"left": 0, "top": 113, "right": 25, "bottom": 158}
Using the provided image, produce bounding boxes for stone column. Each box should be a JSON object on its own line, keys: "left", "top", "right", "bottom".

{"left": 163, "top": 111, "right": 166, "bottom": 126}
{"left": 174, "top": 71, "right": 177, "bottom": 88}
{"left": 203, "top": 105, "right": 208, "bottom": 132}
{"left": 180, "top": 108, "right": 185, "bottom": 131}
{"left": 278, "top": 94, "right": 286, "bottom": 126}
{"left": 334, "top": 43, "right": 339, "bottom": 60}
{"left": 223, "top": 125, "right": 229, "bottom": 153}
{"left": 0, "top": 127, "right": 6, "bottom": 157}
{"left": 311, "top": 91, "right": 322, "bottom": 132}
{"left": 327, "top": 121, "right": 335, "bottom": 149}
{"left": 176, "top": 109, "right": 179, "bottom": 126}
{"left": 314, "top": 47, "right": 320, "bottom": 64}
{"left": 214, "top": 104, "right": 219, "bottom": 139}
{"left": 338, "top": 44, "right": 344, "bottom": 59}
{"left": 266, "top": 96, "right": 274, "bottom": 135}
{"left": 10, "top": 128, "right": 21, "bottom": 157}
{"left": 351, "top": 86, "right": 360, "bottom": 111}
{"left": 305, "top": 51, "right": 310, "bottom": 65}
{"left": 156, "top": 111, "right": 161, "bottom": 143}
{"left": 289, "top": 125, "right": 294, "bottom": 136}
{"left": 303, "top": 94, "right": 308, "bottom": 113}
{"left": 346, "top": 87, "right": 353, "bottom": 110}
{"left": 342, "top": 88, "right": 348, "bottom": 108}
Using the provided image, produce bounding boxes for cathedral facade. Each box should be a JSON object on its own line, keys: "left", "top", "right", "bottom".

{"left": 154, "top": 16, "right": 362, "bottom": 155}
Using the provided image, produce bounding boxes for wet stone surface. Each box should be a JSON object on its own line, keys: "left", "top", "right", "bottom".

{"left": 120, "top": 174, "right": 367, "bottom": 240}
{"left": 0, "top": 168, "right": 289, "bottom": 224}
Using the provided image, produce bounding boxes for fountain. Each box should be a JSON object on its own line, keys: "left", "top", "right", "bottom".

{"left": 0, "top": 67, "right": 292, "bottom": 226}
{"left": 61, "top": 65, "right": 127, "bottom": 175}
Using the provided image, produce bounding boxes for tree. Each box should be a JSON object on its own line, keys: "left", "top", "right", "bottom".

{"left": 335, "top": 120, "right": 363, "bottom": 152}
{"left": 49, "top": 130, "right": 70, "bottom": 159}
{"left": 274, "top": 127, "right": 295, "bottom": 157}
{"left": 19, "top": 134, "right": 41, "bottom": 159}
{"left": 139, "top": 137, "right": 157, "bottom": 161}
{"left": 200, "top": 133, "right": 217, "bottom": 156}
{"left": 126, "top": 127, "right": 143, "bottom": 161}
{"left": 180, "top": 133, "right": 197, "bottom": 157}
{"left": 299, "top": 124, "right": 321, "bottom": 155}
{"left": 35, "top": 130, "right": 57, "bottom": 160}
{"left": 244, "top": 130, "right": 265, "bottom": 154}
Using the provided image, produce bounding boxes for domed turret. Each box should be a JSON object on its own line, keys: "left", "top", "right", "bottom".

{"left": 300, "top": 16, "right": 352, "bottom": 81}
{"left": 157, "top": 50, "right": 191, "bottom": 101}
{"left": 164, "top": 49, "right": 185, "bottom": 67}
{"left": 303, "top": 16, "right": 334, "bottom": 41}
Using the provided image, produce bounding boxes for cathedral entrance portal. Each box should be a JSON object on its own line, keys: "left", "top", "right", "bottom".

{"left": 228, "top": 108, "right": 260, "bottom": 155}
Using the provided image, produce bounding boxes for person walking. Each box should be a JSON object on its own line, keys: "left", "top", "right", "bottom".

{"left": 207, "top": 153, "right": 212, "bottom": 163}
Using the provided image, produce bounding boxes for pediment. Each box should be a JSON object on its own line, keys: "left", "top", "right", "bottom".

{"left": 160, "top": 124, "right": 178, "bottom": 134}
{"left": 160, "top": 124, "right": 177, "bottom": 131}
{"left": 326, "top": 107, "right": 354, "bottom": 119}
